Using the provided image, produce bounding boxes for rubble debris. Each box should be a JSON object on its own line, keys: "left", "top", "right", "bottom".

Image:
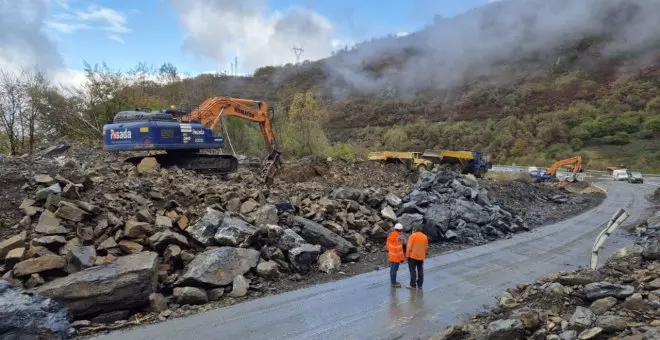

{"left": 0, "top": 144, "right": 604, "bottom": 333}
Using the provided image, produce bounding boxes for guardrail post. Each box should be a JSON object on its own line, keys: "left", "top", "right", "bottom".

{"left": 590, "top": 209, "right": 629, "bottom": 269}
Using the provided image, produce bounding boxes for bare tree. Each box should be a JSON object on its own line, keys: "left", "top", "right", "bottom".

{"left": 0, "top": 71, "right": 25, "bottom": 155}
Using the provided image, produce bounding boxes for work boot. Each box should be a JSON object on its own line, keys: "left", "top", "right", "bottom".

{"left": 406, "top": 284, "right": 415, "bottom": 290}
{"left": 391, "top": 282, "right": 401, "bottom": 288}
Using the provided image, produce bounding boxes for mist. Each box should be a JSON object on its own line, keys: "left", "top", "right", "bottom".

{"left": 320, "top": 0, "right": 660, "bottom": 98}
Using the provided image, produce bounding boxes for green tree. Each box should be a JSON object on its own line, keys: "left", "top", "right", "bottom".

{"left": 280, "top": 91, "right": 329, "bottom": 157}
{"left": 383, "top": 126, "right": 409, "bottom": 150}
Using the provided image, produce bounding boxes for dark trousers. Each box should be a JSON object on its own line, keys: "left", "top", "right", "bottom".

{"left": 389, "top": 262, "right": 401, "bottom": 283}
{"left": 408, "top": 258, "right": 424, "bottom": 288}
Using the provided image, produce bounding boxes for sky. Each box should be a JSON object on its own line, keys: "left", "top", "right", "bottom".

{"left": 0, "top": 0, "right": 496, "bottom": 88}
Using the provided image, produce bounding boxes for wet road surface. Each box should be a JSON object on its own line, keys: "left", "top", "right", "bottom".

{"left": 93, "top": 181, "right": 654, "bottom": 340}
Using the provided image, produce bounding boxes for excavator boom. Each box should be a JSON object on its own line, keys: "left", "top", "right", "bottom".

{"left": 530, "top": 155, "right": 584, "bottom": 182}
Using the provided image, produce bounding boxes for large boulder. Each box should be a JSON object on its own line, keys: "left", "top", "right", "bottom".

{"left": 0, "top": 279, "right": 71, "bottom": 338}
{"left": 452, "top": 199, "right": 491, "bottom": 225}
{"left": 329, "top": 187, "right": 365, "bottom": 202}
{"left": 35, "top": 251, "right": 160, "bottom": 317}
{"left": 186, "top": 208, "right": 224, "bottom": 246}
{"left": 583, "top": 282, "right": 635, "bottom": 300}
{"left": 214, "top": 217, "right": 258, "bottom": 247}
{"left": 292, "top": 217, "right": 356, "bottom": 257}
{"left": 423, "top": 204, "right": 452, "bottom": 242}
{"left": 180, "top": 247, "right": 260, "bottom": 287}
{"left": 289, "top": 244, "right": 321, "bottom": 274}
{"left": 278, "top": 229, "right": 306, "bottom": 251}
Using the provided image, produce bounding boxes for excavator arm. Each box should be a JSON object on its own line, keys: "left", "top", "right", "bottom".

{"left": 180, "top": 97, "right": 281, "bottom": 184}
{"left": 545, "top": 156, "right": 584, "bottom": 176}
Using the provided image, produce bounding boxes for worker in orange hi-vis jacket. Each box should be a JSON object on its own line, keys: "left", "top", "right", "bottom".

{"left": 405, "top": 225, "right": 429, "bottom": 289}
{"left": 386, "top": 223, "right": 407, "bottom": 287}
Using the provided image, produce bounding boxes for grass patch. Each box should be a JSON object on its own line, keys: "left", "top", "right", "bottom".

{"left": 485, "top": 171, "right": 533, "bottom": 182}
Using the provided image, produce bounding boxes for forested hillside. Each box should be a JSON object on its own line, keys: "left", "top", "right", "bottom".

{"left": 1, "top": 0, "right": 660, "bottom": 170}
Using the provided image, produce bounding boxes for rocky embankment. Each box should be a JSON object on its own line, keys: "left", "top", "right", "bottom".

{"left": 0, "top": 144, "right": 604, "bottom": 337}
{"left": 431, "top": 195, "right": 660, "bottom": 340}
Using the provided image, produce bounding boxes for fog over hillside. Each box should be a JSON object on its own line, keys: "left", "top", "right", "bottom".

{"left": 320, "top": 0, "right": 660, "bottom": 97}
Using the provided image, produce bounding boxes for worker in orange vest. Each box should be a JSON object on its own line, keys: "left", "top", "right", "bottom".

{"left": 386, "top": 223, "right": 407, "bottom": 287}
{"left": 406, "top": 225, "right": 429, "bottom": 289}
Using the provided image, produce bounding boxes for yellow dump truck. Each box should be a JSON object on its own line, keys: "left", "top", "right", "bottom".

{"left": 367, "top": 151, "right": 433, "bottom": 172}
{"left": 421, "top": 149, "right": 492, "bottom": 178}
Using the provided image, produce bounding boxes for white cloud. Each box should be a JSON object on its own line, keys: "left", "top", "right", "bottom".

{"left": 173, "top": 0, "right": 349, "bottom": 72}
{"left": 47, "top": 3, "right": 131, "bottom": 42}
{"left": 108, "top": 34, "right": 125, "bottom": 44}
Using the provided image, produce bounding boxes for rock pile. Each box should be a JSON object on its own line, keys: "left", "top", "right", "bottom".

{"left": 396, "top": 170, "right": 529, "bottom": 244}
{"left": 0, "top": 144, "right": 604, "bottom": 334}
{"left": 431, "top": 214, "right": 660, "bottom": 340}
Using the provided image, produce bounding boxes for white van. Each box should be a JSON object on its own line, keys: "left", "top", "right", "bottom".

{"left": 612, "top": 169, "right": 629, "bottom": 181}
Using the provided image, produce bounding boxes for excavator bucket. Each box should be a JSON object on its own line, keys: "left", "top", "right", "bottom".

{"left": 261, "top": 149, "right": 281, "bottom": 185}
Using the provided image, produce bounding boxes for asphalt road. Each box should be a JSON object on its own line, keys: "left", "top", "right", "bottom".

{"left": 93, "top": 181, "right": 655, "bottom": 340}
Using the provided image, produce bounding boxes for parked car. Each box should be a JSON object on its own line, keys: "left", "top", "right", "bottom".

{"left": 627, "top": 171, "right": 644, "bottom": 184}
{"left": 612, "top": 169, "right": 629, "bottom": 181}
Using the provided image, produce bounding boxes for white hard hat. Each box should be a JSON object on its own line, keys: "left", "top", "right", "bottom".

{"left": 394, "top": 223, "right": 403, "bottom": 230}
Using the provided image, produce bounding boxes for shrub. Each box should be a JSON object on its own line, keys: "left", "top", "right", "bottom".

{"left": 328, "top": 143, "right": 356, "bottom": 161}
{"left": 570, "top": 138, "right": 584, "bottom": 151}
{"left": 603, "top": 132, "right": 630, "bottom": 145}
{"left": 644, "top": 115, "right": 660, "bottom": 133}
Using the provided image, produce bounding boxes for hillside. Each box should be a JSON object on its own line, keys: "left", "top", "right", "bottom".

{"left": 1, "top": 0, "right": 660, "bottom": 171}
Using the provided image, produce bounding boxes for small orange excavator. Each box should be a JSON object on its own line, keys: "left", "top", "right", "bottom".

{"left": 103, "top": 97, "right": 281, "bottom": 184}
{"left": 529, "top": 155, "right": 584, "bottom": 182}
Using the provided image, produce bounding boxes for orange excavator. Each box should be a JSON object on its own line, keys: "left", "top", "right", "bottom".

{"left": 529, "top": 155, "right": 584, "bottom": 182}
{"left": 103, "top": 97, "right": 281, "bottom": 184}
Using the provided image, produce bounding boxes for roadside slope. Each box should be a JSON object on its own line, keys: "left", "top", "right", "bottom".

{"left": 91, "top": 181, "right": 652, "bottom": 340}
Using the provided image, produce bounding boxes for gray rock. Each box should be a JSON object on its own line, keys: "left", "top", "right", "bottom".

{"left": 293, "top": 217, "right": 356, "bottom": 257}
{"left": 453, "top": 199, "right": 490, "bottom": 225}
{"left": 155, "top": 215, "right": 173, "bottom": 229}
{"left": 278, "top": 229, "right": 306, "bottom": 251}
{"left": 589, "top": 297, "right": 617, "bottom": 315}
{"left": 558, "top": 330, "right": 577, "bottom": 340}
{"left": 570, "top": 306, "right": 596, "bottom": 328}
{"left": 208, "top": 288, "right": 224, "bottom": 301}
{"left": 643, "top": 239, "right": 660, "bottom": 260}
{"left": 0, "top": 279, "right": 71, "bottom": 338}
{"left": 558, "top": 270, "right": 600, "bottom": 286}
{"left": 149, "top": 230, "right": 189, "bottom": 253}
{"left": 36, "top": 183, "right": 62, "bottom": 201}
{"left": 186, "top": 208, "right": 224, "bottom": 246}
{"left": 174, "top": 287, "right": 208, "bottom": 305}
{"left": 486, "top": 319, "right": 525, "bottom": 340}
{"left": 181, "top": 247, "right": 260, "bottom": 287}
{"left": 584, "top": 282, "right": 635, "bottom": 300}
{"left": 250, "top": 204, "right": 279, "bottom": 226}
{"left": 66, "top": 246, "right": 96, "bottom": 271}
{"left": 423, "top": 203, "right": 451, "bottom": 242}
{"left": 318, "top": 250, "right": 341, "bottom": 274}
{"left": 229, "top": 275, "right": 249, "bottom": 297}
{"left": 35, "top": 252, "right": 159, "bottom": 317}
{"left": 381, "top": 206, "right": 397, "bottom": 222}
{"left": 577, "top": 327, "right": 602, "bottom": 339}
{"left": 385, "top": 193, "right": 402, "bottom": 207}
{"left": 289, "top": 244, "right": 321, "bottom": 274}
{"left": 214, "top": 217, "right": 258, "bottom": 247}
{"left": 330, "top": 187, "right": 364, "bottom": 201}
{"left": 398, "top": 213, "right": 424, "bottom": 232}
{"left": 595, "top": 315, "right": 626, "bottom": 332}
{"left": 256, "top": 260, "right": 280, "bottom": 279}
{"left": 35, "top": 210, "right": 67, "bottom": 235}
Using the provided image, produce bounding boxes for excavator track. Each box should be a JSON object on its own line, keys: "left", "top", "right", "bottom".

{"left": 123, "top": 152, "right": 239, "bottom": 175}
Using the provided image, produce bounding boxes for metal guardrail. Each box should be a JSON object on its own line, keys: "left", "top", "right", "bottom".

{"left": 590, "top": 209, "right": 629, "bottom": 269}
